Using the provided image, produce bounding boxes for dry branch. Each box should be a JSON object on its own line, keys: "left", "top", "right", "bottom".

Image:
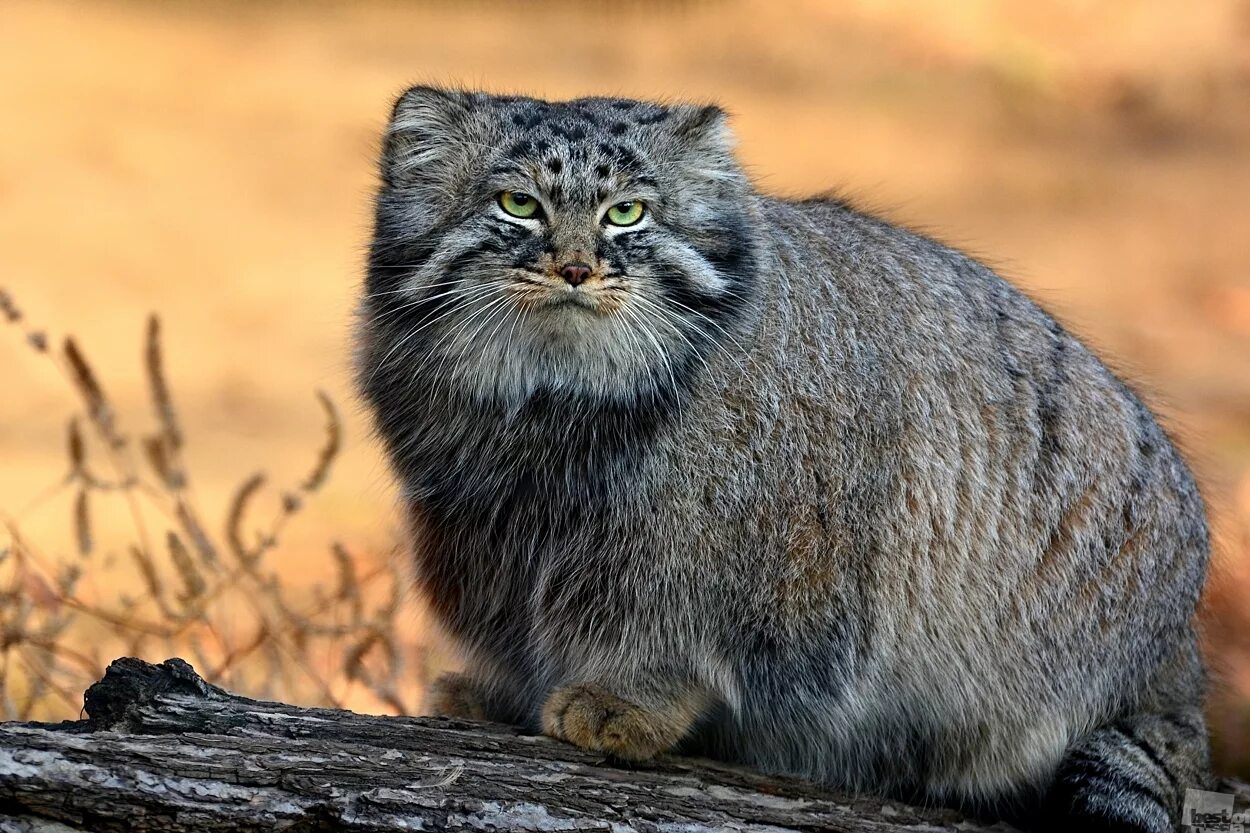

{"left": 2, "top": 658, "right": 1244, "bottom": 833}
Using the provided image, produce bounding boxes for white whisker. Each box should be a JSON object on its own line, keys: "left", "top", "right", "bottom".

{"left": 630, "top": 294, "right": 722, "bottom": 377}
{"left": 659, "top": 293, "right": 750, "bottom": 357}
{"left": 362, "top": 279, "right": 467, "bottom": 300}
{"left": 617, "top": 302, "right": 678, "bottom": 397}
{"left": 365, "top": 286, "right": 497, "bottom": 384}
{"left": 368, "top": 284, "right": 495, "bottom": 327}
{"left": 422, "top": 293, "right": 512, "bottom": 393}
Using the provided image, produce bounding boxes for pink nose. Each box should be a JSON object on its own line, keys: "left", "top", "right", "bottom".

{"left": 560, "top": 262, "right": 592, "bottom": 286}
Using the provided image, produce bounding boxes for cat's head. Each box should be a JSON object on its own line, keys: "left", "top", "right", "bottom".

{"left": 360, "top": 87, "right": 760, "bottom": 407}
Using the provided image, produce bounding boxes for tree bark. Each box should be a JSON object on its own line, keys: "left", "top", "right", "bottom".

{"left": 0, "top": 658, "right": 1243, "bottom": 832}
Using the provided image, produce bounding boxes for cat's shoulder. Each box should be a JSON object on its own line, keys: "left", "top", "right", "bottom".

{"left": 758, "top": 192, "right": 1009, "bottom": 297}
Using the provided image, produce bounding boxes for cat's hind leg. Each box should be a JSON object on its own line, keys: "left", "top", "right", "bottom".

{"left": 424, "top": 672, "right": 491, "bottom": 721}
{"left": 1041, "top": 708, "right": 1211, "bottom": 832}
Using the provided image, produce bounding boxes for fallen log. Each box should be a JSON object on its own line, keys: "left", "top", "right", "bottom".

{"left": 0, "top": 658, "right": 1243, "bottom": 831}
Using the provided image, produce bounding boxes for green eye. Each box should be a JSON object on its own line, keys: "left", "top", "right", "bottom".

{"left": 605, "top": 200, "right": 645, "bottom": 227}
{"left": 499, "top": 191, "right": 540, "bottom": 219}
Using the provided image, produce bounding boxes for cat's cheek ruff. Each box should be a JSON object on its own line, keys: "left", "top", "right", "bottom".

{"left": 654, "top": 238, "right": 732, "bottom": 295}
{"left": 605, "top": 222, "right": 748, "bottom": 313}
{"left": 642, "top": 230, "right": 759, "bottom": 334}
{"left": 444, "top": 309, "right": 696, "bottom": 406}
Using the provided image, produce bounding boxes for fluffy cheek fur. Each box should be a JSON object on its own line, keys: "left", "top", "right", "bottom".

{"left": 434, "top": 276, "right": 698, "bottom": 403}
{"left": 396, "top": 228, "right": 732, "bottom": 405}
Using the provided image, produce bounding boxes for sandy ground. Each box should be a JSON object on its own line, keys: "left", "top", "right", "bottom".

{"left": 2, "top": 0, "right": 1249, "bottom": 770}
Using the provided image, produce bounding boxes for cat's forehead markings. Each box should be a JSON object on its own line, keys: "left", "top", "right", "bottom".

{"left": 566, "top": 106, "right": 601, "bottom": 126}
{"left": 549, "top": 123, "right": 588, "bottom": 142}
{"left": 503, "top": 140, "right": 533, "bottom": 161}
{"left": 598, "top": 143, "right": 642, "bottom": 173}
{"left": 510, "top": 112, "right": 543, "bottom": 130}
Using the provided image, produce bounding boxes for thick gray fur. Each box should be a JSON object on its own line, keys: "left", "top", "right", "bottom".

{"left": 356, "top": 87, "right": 1212, "bottom": 831}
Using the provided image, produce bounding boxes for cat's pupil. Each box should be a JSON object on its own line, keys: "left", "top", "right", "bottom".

{"left": 514, "top": 194, "right": 530, "bottom": 205}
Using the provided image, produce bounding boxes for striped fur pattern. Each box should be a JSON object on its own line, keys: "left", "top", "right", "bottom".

{"left": 356, "top": 87, "right": 1212, "bottom": 830}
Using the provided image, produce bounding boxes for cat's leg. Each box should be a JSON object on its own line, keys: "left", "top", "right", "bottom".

{"left": 1040, "top": 707, "right": 1211, "bottom": 832}
{"left": 425, "top": 660, "right": 536, "bottom": 725}
{"left": 541, "top": 679, "right": 713, "bottom": 760}
{"left": 424, "top": 671, "right": 491, "bottom": 720}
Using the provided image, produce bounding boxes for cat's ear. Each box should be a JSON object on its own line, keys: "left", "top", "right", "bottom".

{"left": 665, "top": 104, "right": 746, "bottom": 192}
{"left": 670, "top": 104, "right": 736, "bottom": 157}
{"left": 380, "top": 86, "right": 473, "bottom": 190}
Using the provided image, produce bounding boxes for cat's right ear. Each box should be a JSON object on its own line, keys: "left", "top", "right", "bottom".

{"left": 380, "top": 86, "right": 471, "bottom": 190}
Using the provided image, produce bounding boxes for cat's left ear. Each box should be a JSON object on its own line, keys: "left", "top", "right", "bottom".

{"left": 670, "top": 104, "right": 735, "bottom": 156}
{"left": 665, "top": 104, "right": 745, "bottom": 190}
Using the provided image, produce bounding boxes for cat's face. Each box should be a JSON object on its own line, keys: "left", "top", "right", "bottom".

{"left": 360, "top": 88, "right": 760, "bottom": 406}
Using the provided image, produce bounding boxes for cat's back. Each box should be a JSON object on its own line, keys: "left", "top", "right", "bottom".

{"left": 756, "top": 195, "right": 1070, "bottom": 372}
{"left": 726, "top": 194, "right": 1207, "bottom": 635}
{"left": 684, "top": 194, "right": 1210, "bottom": 798}
{"left": 750, "top": 194, "right": 1170, "bottom": 458}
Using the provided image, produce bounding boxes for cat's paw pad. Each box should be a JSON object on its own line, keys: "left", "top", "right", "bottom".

{"left": 541, "top": 682, "right": 672, "bottom": 761}
{"left": 425, "top": 672, "right": 489, "bottom": 721}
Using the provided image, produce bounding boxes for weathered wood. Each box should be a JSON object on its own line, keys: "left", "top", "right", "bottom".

{"left": 0, "top": 658, "right": 1243, "bottom": 832}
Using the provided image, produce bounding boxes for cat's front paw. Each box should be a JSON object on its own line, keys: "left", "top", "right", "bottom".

{"left": 425, "top": 672, "right": 489, "bottom": 721}
{"left": 541, "top": 682, "right": 680, "bottom": 761}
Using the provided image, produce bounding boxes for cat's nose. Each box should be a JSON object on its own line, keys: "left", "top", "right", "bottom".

{"left": 559, "top": 262, "right": 592, "bottom": 287}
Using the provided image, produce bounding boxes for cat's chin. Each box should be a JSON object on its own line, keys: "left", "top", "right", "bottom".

{"left": 451, "top": 325, "right": 673, "bottom": 406}
{"left": 517, "top": 303, "right": 620, "bottom": 344}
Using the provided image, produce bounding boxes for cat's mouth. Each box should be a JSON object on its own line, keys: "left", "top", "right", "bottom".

{"left": 507, "top": 268, "right": 626, "bottom": 316}
{"left": 520, "top": 288, "right": 622, "bottom": 316}
{"left": 544, "top": 293, "right": 598, "bottom": 310}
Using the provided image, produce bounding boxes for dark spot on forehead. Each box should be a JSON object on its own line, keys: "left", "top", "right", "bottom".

{"left": 636, "top": 110, "right": 670, "bottom": 125}
{"left": 489, "top": 159, "right": 526, "bottom": 177}
{"left": 602, "top": 144, "right": 642, "bottom": 170}
{"left": 596, "top": 163, "right": 610, "bottom": 178}
{"left": 546, "top": 157, "right": 563, "bottom": 174}
{"left": 504, "top": 140, "right": 532, "bottom": 160}
{"left": 511, "top": 112, "right": 544, "bottom": 130}
{"left": 551, "top": 123, "right": 587, "bottom": 142}
{"left": 610, "top": 121, "right": 629, "bottom": 136}
{"left": 568, "top": 107, "right": 600, "bottom": 126}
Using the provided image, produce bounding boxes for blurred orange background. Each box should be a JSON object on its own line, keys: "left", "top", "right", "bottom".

{"left": 2, "top": 0, "right": 1249, "bottom": 773}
